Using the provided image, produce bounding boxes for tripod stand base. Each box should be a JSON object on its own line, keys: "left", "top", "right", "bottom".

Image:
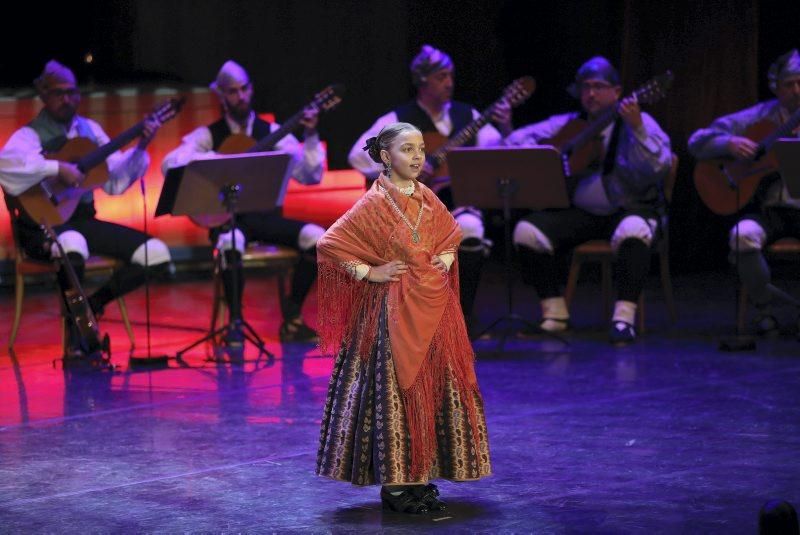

{"left": 176, "top": 317, "right": 275, "bottom": 365}
{"left": 718, "top": 334, "right": 757, "bottom": 352}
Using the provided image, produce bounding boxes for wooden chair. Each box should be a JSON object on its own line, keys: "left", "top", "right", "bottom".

{"left": 563, "top": 155, "right": 679, "bottom": 332}
{"left": 8, "top": 211, "right": 135, "bottom": 350}
{"left": 736, "top": 237, "right": 800, "bottom": 331}
{"left": 209, "top": 243, "right": 299, "bottom": 333}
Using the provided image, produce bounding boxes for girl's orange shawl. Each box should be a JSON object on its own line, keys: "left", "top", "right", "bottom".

{"left": 317, "top": 175, "right": 480, "bottom": 477}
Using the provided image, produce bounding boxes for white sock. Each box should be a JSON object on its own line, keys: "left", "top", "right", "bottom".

{"left": 541, "top": 296, "right": 569, "bottom": 332}
{"left": 612, "top": 300, "right": 637, "bottom": 326}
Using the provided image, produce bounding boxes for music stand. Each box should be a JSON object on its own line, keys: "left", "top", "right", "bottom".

{"left": 448, "top": 146, "right": 570, "bottom": 346}
{"left": 157, "top": 151, "right": 293, "bottom": 362}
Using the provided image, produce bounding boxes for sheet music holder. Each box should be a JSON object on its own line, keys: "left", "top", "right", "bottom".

{"left": 774, "top": 138, "right": 800, "bottom": 198}
{"left": 449, "top": 145, "right": 570, "bottom": 210}
{"left": 156, "top": 151, "right": 292, "bottom": 218}
{"left": 156, "top": 151, "right": 293, "bottom": 363}
{"left": 447, "top": 146, "right": 570, "bottom": 347}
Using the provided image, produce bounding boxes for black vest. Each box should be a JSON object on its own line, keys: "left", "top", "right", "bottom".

{"left": 208, "top": 115, "right": 274, "bottom": 151}
{"left": 394, "top": 101, "right": 476, "bottom": 146}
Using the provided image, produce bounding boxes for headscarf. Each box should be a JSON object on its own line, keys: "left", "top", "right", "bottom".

{"left": 410, "top": 44, "right": 453, "bottom": 87}
{"left": 567, "top": 56, "right": 620, "bottom": 98}
{"left": 768, "top": 49, "right": 800, "bottom": 93}
{"left": 209, "top": 60, "right": 250, "bottom": 94}
{"left": 33, "top": 60, "right": 77, "bottom": 95}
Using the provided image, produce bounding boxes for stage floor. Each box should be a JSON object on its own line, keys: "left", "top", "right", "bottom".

{"left": 0, "top": 265, "right": 798, "bottom": 532}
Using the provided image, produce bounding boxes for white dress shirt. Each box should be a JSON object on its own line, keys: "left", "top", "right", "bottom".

{"left": 0, "top": 117, "right": 149, "bottom": 196}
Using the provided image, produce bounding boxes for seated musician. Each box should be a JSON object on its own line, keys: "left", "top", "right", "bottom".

{"left": 506, "top": 57, "right": 672, "bottom": 344}
{"left": 162, "top": 60, "right": 326, "bottom": 344}
{"left": 0, "top": 60, "right": 170, "bottom": 359}
{"left": 688, "top": 49, "right": 800, "bottom": 336}
{"left": 348, "top": 44, "right": 512, "bottom": 330}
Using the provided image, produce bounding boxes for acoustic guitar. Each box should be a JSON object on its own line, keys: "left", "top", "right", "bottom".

{"left": 42, "top": 221, "right": 110, "bottom": 362}
{"left": 693, "top": 108, "right": 800, "bottom": 215}
{"left": 189, "top": 84, "right": 345, "bottom": 228}
{"left": 420, "top": 76, "right": 536, "bottom": 192}
{"left": 544, "top": 71, "right": 673, "bottom": 188}
{"left": 16, "top": 97, "right": 185, "bottom": 226}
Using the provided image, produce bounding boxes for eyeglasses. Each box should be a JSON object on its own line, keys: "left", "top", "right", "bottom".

{"left": 46, "top": 88, "right": 80, "bottom": 98}
{"left": 579, "top": 82, "right": 615, "bottom": 93}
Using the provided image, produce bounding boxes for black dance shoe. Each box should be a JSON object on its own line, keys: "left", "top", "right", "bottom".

{"left": 380, "top": 487, "right": 429, "bottom": 514}
{"left": 609, "top": 321, "right": 636, "bottom": 345}
{"left": 412, "top": 483, "right": 446, "bottom": 511}
{"left": 754, "top": 314, "right": 779, "bottom": 337}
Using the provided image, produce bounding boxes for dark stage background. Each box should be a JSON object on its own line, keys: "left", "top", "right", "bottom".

{"left": 1, "top": 0, "right": 796, "bottom": 271}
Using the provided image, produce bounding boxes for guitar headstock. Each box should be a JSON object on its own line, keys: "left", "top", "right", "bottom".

{"left": 150, "top": 96, "right": 187, "bottom": 125}
{"left": 633, "top": 71, "right": 674, "bottom": 105}
{"left": 502, "top": 76, "right": 537, "bottom": 107}
{"left": 311, "top": 84, "right": 345, "bottom": 113}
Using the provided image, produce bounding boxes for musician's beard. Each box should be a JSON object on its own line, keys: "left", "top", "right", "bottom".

{"left": 226, "top": 103, "right": 252, "bottom": 124}
{"left": 49, "top": 105, "right": 77, "bottom": 125}
{"left": 785, "top": 98, "right": 800, "bottom": 114}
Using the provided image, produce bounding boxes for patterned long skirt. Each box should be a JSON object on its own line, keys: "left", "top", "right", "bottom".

{"left": 316, "top": 302, "right": 491, "bottom": 486}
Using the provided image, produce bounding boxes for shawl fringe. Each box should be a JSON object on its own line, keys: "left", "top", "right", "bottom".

{"left": 317, "top": 261, "right": 389, "bottom": 362}
{"left": 401, "top": 261, "right": 484, "bottom": 479}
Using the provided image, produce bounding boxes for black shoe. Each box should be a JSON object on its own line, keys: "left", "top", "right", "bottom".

{"left": 609, "top": 321, "right": 636, "bottom": 345}
{"left": 380, "top": 487, "right": 429, "bottom": 514}
{"left": 412, "top": 483, "right": 446, "bottom": 511}
{"left": 754, "top": 314, "right": 779, "bottom": 337}
{"left": 222, "top": 328, "right": 244, "bottom": 349}
{"left": 519, "top": 318, "right": 569, "bottom": 338}
{"left": 279, "top": 318, "right": 318, "bottom": 343}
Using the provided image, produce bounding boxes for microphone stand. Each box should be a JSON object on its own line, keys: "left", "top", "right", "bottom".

{"left": 129, "top": 139, "right": 170, "bottom": 368}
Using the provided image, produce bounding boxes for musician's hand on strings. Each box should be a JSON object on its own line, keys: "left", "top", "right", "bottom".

{"left": 618, "top": 95, "right": 643, "bottom": 130}
{"left": 727, "top": 136, "right": 759, "bottom": 160}
{"left": 58, "top": 162, "right": 85, "bottom": 187}
{"left": 137, "top": 116, "right": 163, "bottom": 150}
{"left": 491, "top": 100, "right": 513, "bottom": 137}
{"left": 368, "top": 260, "right": 408, "bottom": 282}
{"left": 300, "top": 106, "right": 320, "bottom": 137}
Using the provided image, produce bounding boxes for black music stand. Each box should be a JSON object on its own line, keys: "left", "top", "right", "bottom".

{"left": 448, "top": 146, "right": 570, "bottom": 347}
{"left": 157, "top": 151, "right": 293, "bottom": 362}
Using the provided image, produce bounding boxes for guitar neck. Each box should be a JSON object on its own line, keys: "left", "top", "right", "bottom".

{"left": 247, "top": 110, "right": 304, "bottom": 153}
{"left": 77, "top": 121, "right": 144, "bottom": 172}
{"left": 760, "top": 107, "right": 800, "bottom": 152}
{"left": 429, "top": 105, "right": 494, "bottom": 167}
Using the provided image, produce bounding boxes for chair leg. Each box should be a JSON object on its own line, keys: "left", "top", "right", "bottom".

{"left": 116, "top": 297, "right": 135, "bottom": 349}
{"left": 737, "top": 285, "right": 748, "bottom": 333}
{"left": 659, "top": 245, "right": 678, "bottom": 324}
{"left": 564, "top": 255, "right": 582, "bottom": 308}
{"left": 601, "top": 258, "right": 612, "bottom": 321}
{"left": 9, "top": 273, "right": 25, "bottom": 348}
